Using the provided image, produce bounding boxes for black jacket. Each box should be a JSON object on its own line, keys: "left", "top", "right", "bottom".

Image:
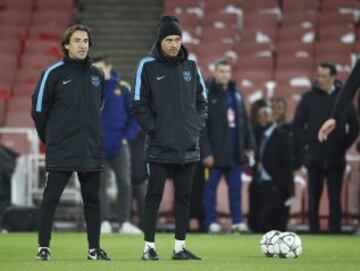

{"left": 332, "top": 59, "right": 360, "bottom": 120}
{"left": 31, "top": 56, "right": 104, "bottom": 171}
{"left": 254, "top": 125, "right": 294, "bottom": 198}
{"left": 131, "top": 43, "right": 207, "bottom": 164}
{"left": 200, "top": 79, "right": 255, "bottom": 167}
{"left": 294, "top": 85, "right": 359, "bottom": 168}
{"left": 130, "top": 132, "right": 147, "bottom": 184}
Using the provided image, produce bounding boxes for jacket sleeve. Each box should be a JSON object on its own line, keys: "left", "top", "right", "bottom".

{"left": 332, "top": 59, "right": 360, "bottom": 120}
{"left": 276, "top": 131, "right": 294, "bottom": 198}
{"left": 293, "top": 93, "right": 309, "bottom": 166}
{"left": 31, "top": 70, "right": 56, "bottom": 144}
{"left": 199, "top": 124, "right": 212, "bottom": 158}
{"left": 123, "top": 88, "right": 140, "bottom": 142}
{"left": 344, "top": 103, "right": 360, "bottom": 150}
{"left": 130, "top": 59, "right": 156, "bottom": 134}
{"left": 241, "top": 97, "right": 256, "bottom": 151}
{"left": 195, "top": 65, "right": 208, "bottom": 122}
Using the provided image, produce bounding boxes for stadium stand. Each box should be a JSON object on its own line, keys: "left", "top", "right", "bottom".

{"left": 0, "top": 0, "right": 359, "bottom": 232}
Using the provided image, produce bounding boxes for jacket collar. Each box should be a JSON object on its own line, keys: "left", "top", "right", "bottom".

{"left": 149, "top": 42, "right": 188, "bottom": 66}
{"left": 64, "top": 56, "right": 91, "bottom": 71}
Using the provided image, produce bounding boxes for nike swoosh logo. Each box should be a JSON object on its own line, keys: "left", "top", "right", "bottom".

{"left": 156, "top": 76, "right": 166, "bottom": 80}
{"left": 62, "top": 79, "right": 72, "bottom": 85}
{"left": 88, "top": 253, "right": 97, "bottom": 260}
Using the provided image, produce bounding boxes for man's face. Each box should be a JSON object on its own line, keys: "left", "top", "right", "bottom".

{"left": 92, "top": 61, "right": 112, "bottom": 80}
{"left": 257, "top": 107, "right": 273, "bottom": 127}
{"left": 160, "top": 35, "right": 182, "bottom": 57}
{"left": 272, "top": 101, "right": 287, "bottom": 123}
{"left": 316, "top": 66, "right": 335, "bottom": 92}
{"left": 65, "top": 30, "right": 89, "bottom": 60}
{"left": 214, "top": 64, "right": 231, "bottom": 87}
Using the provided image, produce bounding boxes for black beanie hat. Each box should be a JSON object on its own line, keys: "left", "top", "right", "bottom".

{"left": 158, "top": 15, "right": 182, "bottom": 42}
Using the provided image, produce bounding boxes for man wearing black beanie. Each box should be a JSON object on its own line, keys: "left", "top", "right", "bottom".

{"left": 131, "top": 15, "right": 207, "bottom": 261}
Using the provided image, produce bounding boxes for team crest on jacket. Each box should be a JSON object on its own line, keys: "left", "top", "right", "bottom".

{"left": 183, "top": 71, "right": 191, "bottom": 82}
{"left": 91, "top": 76, "right": 100, "bottom": 87}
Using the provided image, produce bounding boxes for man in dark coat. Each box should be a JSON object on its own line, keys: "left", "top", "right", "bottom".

{"left": 294, "top": 63, "right": 359, "bottom": 233}
{"left": 131, "top": 16, "right": 207, "bottom": 261}
{"left": 31, "top": 25, "right": 110, "bottom": 261}
{"left": 200, "top": 60, "right": 255, "bottom": 233}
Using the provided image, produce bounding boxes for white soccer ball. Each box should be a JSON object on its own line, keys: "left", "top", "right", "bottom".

{"left": 260, "top": 230, "right": 281, "bottom": 257}
{"left": 273, "top": 231, "right": 302, "bottom": 258}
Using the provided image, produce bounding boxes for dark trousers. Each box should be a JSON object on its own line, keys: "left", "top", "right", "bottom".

{"left": 144, "top": 163, "right": 196, "bottom": 242}
{"left": 99, "top": 145, "right": 132, "bottom": 223}
{"left": 132, "top": 181, "right": 147, "bottom": 230}
{"left": 38, "top": 171, "right": 101, "bottom": 248}
{"left": 189, "top": 162, "right": 206, "bottom": 232}
{"left": 307, "top": 166, "right": 345, "bottom": 233}
{"left": 248, "top": 180, "right": 284, "bottom": 233}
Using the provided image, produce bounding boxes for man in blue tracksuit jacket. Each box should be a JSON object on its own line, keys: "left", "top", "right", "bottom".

{"left": 93, "top": 54, "right": 141, "bottom": 234}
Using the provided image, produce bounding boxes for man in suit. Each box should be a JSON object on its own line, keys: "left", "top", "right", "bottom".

{"left": 249, "top": 105, "right": 294, "bottom": 233}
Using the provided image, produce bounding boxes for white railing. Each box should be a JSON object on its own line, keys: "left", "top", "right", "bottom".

{"left": 0, "top": 127, "right": 40, "bottom": 206}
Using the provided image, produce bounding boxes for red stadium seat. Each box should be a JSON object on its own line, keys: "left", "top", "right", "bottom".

{"left": 315, "top": 42, "right": 354, "bottom": 58}
{"left": 0, "top": 68, "right": 16, "bottom": 87}
{"left": 175, "top": 12, "right": 202, "bottom": 38}
{"left": 32, "top": 10, "right": 74, "bottom": 27}
{"left": 282, "top": 0, "right": 319, "bottom": 13}
{"left": 275, "top": 69, "right": 313, "bottom": 86}
{"left": 7, "top": 97, "right": 30, "bottom": 113}
{"left": 278, "top": 26, "right": 316, "bottom": 43}
{"left": 0, "top": 10, "right": 32, "bottom": 26}
{"left": 234, "top": 70, "right": 273, "bottom": 89}
{"left": 204, "top": 0, "right": 240, "bottom": 13}
{"left": 36, "top": 0, "right": 74, "bottom": 11}
{"left": 241, "top": 0, "right": 279, "bottom": 12}
{"left": 0, "top": 53, "right": 18, "bottom": 71}
{"left": 241, "top": 26, "right": 278, "bottom": 44}
{"left": 275, "top": 84, "right": 310, "bottom": 98}
{"left": 236, "top": 42, "right": 274, "bottom": 58}
{"left": 204, "top": 12, "right": 240, "bottom": 30}
{"left": 0, "top": 99, "right": 6, "bottom": 126}
{"left": 318, "top": 26, "right": 355, "bottom": 43}
{"left": 318, "top": 12, "right": 355, "bottom": 28}
{"left": 277, "top": 55, "right": 314, "bottom": 71}
{"left": 244, "top": 13, "right": 278, "bottom": 29}
{"left": 163, "top": 0, "right": 202, "bottom": 14}
{"left": 15, "top": 68, "right": 42, "bottom": 85}
{"left": 321, "top": 0, "right": 359, "bottom": 12}
{"left": 29, "top": 25, "right": 64, "bottom": 41}
{"left": 24, "top": 39, "right": 62, "bottom": 58}
{"left": 201, "top": 26, "right": 240, "bottom": 43}
{"left": 276, "top": 42, "right": 314, "bottom": 58}
{"left": 197, "top": 42, "right": 237, "bottom": 70}
{"left": 0, "top": 39, "right": 21, "bottom": 55}
{"left": 0, "top": 25, "right": 27, "bottom": 43}
{"left": 21, "top": 52, "right": 60, "bottom": 70}
{"left": 12, "top": 82, "right": 37, "bottom": 97}
{"left": 0, "top": 0, "right": 34, "bottom": 11}
{"left": 237, "top": 56, "right": 274, "bottom": 73}
{"left": 281, "top": 12, "right": 318, "bottom": 29}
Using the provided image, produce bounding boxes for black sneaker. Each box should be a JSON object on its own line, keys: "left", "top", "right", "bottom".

{"left": 87, "top": 248, "right": 111, "bottom": 261}
{"left": 172, "top": 249, "right": 201, "bottom": 260}
{"left": 36, "top": 248, "right": 50, "bottom": 261}
{"left": 142, "top": 247, "right": 159, "bottom": 261}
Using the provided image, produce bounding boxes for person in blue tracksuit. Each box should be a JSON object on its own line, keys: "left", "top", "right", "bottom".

{"left": 93, "top": 54, "right": 141, "bottom": 234}
{"left": 201, "top": 60, "right": 255, "bottom": 234}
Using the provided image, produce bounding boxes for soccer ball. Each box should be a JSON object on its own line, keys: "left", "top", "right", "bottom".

{"left": 260, "top": 230, "right": 281, "bottom": 257}
{"left": 273, "top": 231, "right": 302, "bottom": 258}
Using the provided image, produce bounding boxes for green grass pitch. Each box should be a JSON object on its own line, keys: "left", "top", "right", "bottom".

{"left": 0, "top": 233, "right": 359, "bottom": 271}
